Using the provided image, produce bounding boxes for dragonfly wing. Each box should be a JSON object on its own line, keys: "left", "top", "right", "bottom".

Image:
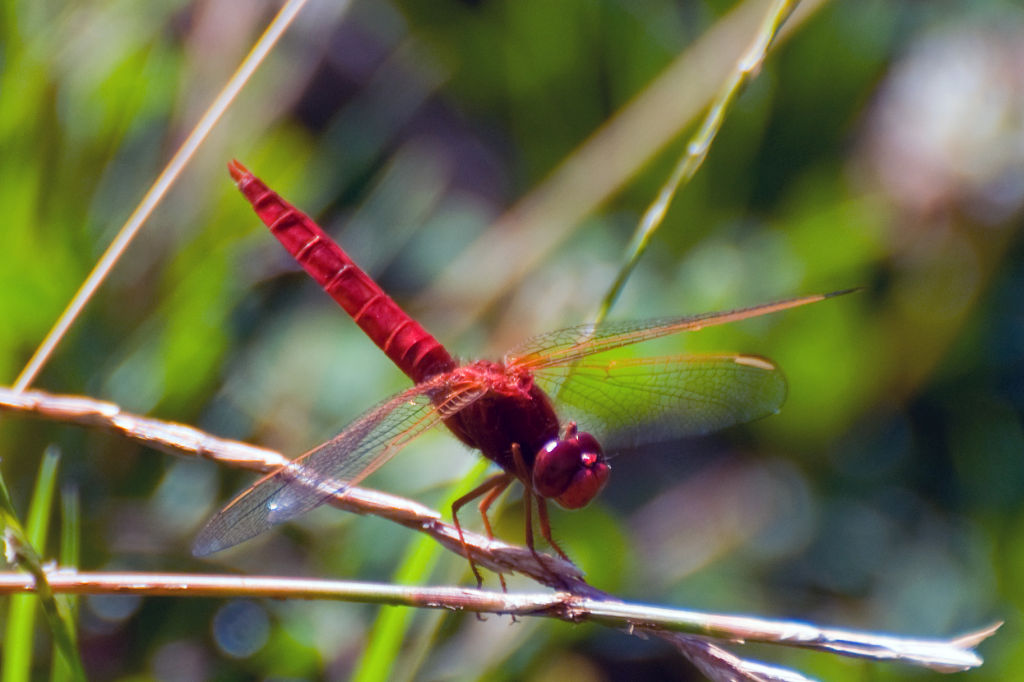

{"left": 193, "top": 379, "right": 485, "bottom": 556}
{"left": 506, "top": 292, "right": 849, "bottom": 371}
{"left": 532, "top": 355, "right": 786, "bottom": 452}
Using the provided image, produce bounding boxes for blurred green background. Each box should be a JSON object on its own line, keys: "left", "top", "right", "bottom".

{"left": 1, "top": 0, "right": 1022, "bottom": 679}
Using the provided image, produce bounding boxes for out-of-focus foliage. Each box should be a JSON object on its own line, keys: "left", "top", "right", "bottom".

{"left": 1, "top": 0, "right": 1022, "bottom": 679}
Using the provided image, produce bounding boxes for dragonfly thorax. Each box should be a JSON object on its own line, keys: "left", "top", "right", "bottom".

{"left": 443, "top": 360, "right": 560, "bottom": 475}
{"left": 454, "top": 360, "right": 535, "bottom": 398}
{"left": 533, "top": 422, "right": 610, "bottom": 509}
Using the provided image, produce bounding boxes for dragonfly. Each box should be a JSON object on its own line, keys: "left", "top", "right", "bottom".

{"left": 194, "top": 161, "right": 850, "bottom": 582}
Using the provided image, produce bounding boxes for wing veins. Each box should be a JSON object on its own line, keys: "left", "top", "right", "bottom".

{"left": 508, "top": 293, "right": 837, "bottom": 371}
{"left": 193, "top": 377, "right": 487, "bottom": 556}
{"left": 531, "top": 354, "right": 787, "bottom": 447}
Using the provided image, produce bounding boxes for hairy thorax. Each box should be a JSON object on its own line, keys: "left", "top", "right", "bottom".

{"left": 442, "top": 360, "right": 561, "bottom": 475}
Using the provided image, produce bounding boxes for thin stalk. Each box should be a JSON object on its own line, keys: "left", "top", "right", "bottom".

{"left": 594, "top": 0, "right": 798, "bottom": 323}
{"left": 0, "top": 386, "right": 1000, "bottom": 678}
{"left": 0, "top": 570, "right": 997, "bottom": 674}
{"left": 0, "top": 386, "right": 581, "bottom": 588}
{"left": 12, "top": 0, "right": 309, "bottom": 391}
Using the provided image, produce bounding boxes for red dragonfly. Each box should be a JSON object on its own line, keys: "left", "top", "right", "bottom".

{"left": 194, "top": 161, "right": 848, "bottom": 579}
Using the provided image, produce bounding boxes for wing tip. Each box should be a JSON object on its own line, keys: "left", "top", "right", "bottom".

{"left": 732, "top": 355, "right": 777, "bottom": 371}
{"left": 191, "top": 512, "right": 247, "bottom": 557}
{"left": 823, "top": 287, "right": 863, "bottom": 300}
{"left": 191, "top": 533, "right": 224, "bottom": 558}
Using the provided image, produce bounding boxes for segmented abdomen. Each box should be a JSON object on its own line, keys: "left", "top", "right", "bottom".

{"left": 229, "top": 161, "right": 455, "bottom": 384}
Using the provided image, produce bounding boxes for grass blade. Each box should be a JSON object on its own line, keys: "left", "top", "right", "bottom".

{"left": 351, "top": 459, "right": 492, "bottom": 682}
{"left": 0, "top": 448, "right": 85, "bottom": 682}
{"left": 594, "top": 0, "right": 799, "bottom": 323}
{"left": 12, "top": 0, "right": 311, "bottom": 392}
{"left": 50, "top": 485, "right": 81, "bottom": 682}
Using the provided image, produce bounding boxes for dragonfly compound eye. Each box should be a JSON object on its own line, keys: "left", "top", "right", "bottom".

{"left": 533, "top": 430, "right": 610, "bottom": 509}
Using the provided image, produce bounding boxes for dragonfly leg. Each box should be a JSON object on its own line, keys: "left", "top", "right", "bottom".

{"left": 510, "top": 444, "right": 571, "bottom": 590}
{"left": 535, "top": 496, "right": 571, "bottom": 563}
{"left": 477, "top": 473, "right": 514, "bottom": 592}
{"left": 477, "top": 474, "right": 513, "bottom": 540}
{"left": 509, "top": 444, "right": 536, "bottom": 550}
{"left": 452, "top": 473, "right": 513, "bottom": 589}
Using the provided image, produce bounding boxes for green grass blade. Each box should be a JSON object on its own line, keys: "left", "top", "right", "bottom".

{"left": 25, "top": 448, "right": 59, "bottom": 549}
{"left": 1, "top": 448, "right": 58, "bottom": 682}
{"left": 351, "top": 458, "right": 492, "bottom": 682}
{"left": 58, "top": 485, "right": 80, "bottom": 569}
{"left": 0, "top": 448, "right": 86, "bottom": 682}
{"left": 594, "top": 0, "right": 798, "bottom": 323}
{"left": 51, "top": 485, "right": 81, "bottom": 682}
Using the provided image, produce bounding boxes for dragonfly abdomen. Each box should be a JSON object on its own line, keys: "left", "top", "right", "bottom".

{"left": 229, "top": 161, "right": 455, "bottom": 383}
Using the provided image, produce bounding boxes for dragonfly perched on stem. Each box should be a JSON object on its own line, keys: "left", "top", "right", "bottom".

{"left": 194, "top": 161, "right": 851, "bottom": 586}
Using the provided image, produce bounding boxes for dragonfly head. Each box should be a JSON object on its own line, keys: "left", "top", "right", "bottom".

{"left": 533, "top": 422, "right": 610, "bottom": 509}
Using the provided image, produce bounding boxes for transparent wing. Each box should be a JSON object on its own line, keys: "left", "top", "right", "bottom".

{"left": 506, "top": 292, "right": 847, "bottom": 371}
{"left": 193, "top": 378, "right": 485, "bottom": 556}
{"left": 532, "top": 354, "right": 787, "bottom": 452}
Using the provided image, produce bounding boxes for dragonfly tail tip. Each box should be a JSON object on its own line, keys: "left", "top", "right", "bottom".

{"left": 227, "top": 159, "right": 250, "bottom": 183}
